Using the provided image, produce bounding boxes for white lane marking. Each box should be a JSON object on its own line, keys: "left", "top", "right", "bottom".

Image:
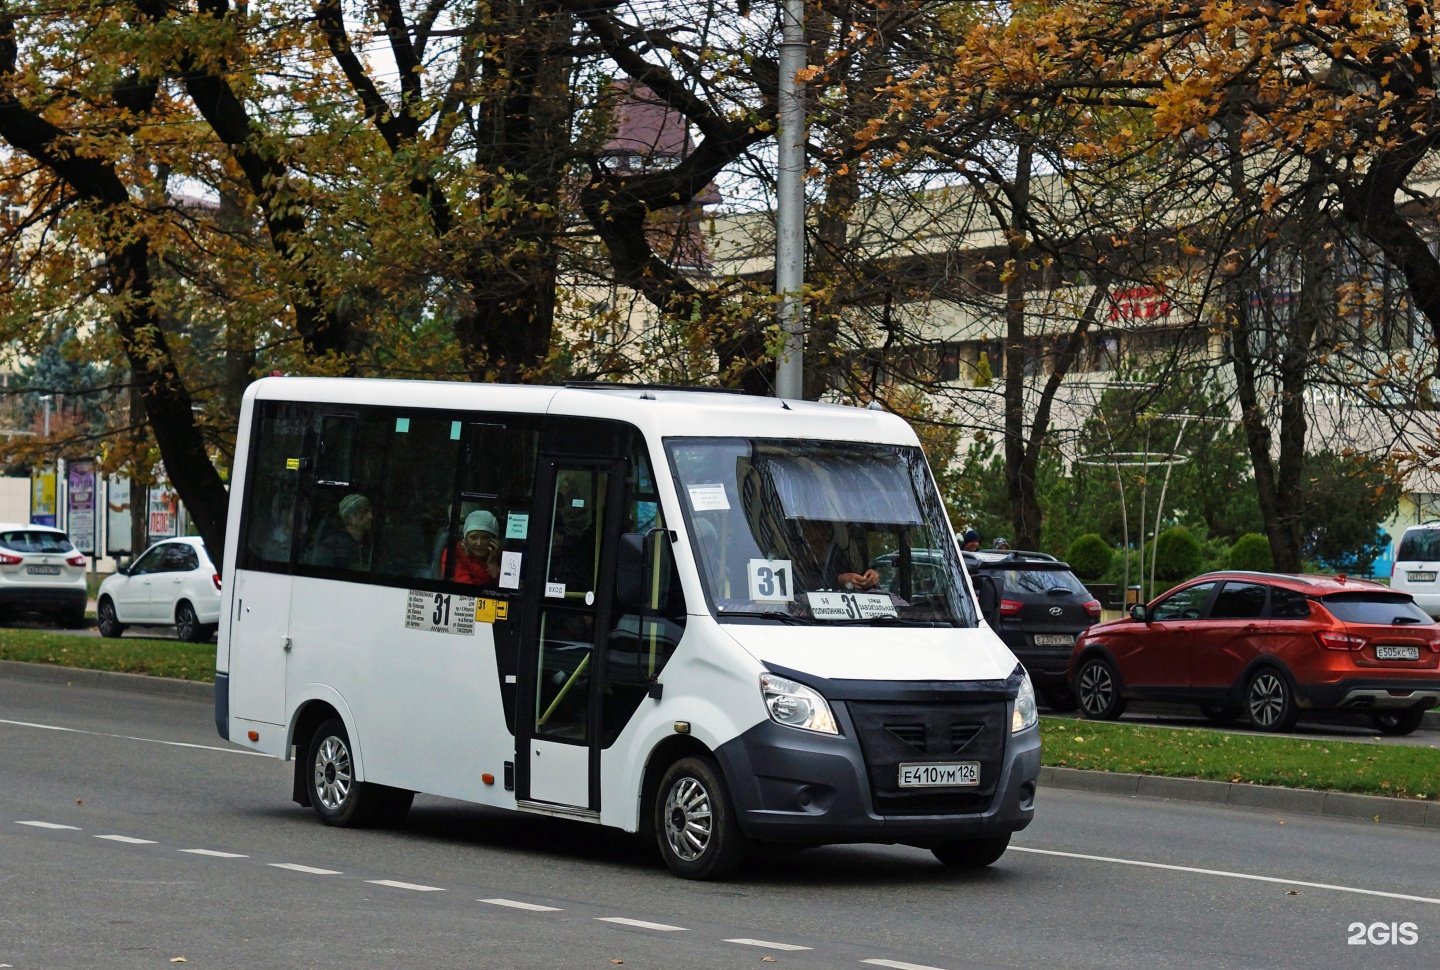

{"left": 1011, "top": 846, "right": 1440, "bottom": 905}
{"left": 0, "top": 717, "right": 267, "bottom": 758}
{"left": 95, "top": 835, "right": 157, "bottom": 844}
{"left": 179, "top": 849, "right": 248, "bottom": 858}
{"left": 269, "top": 863, "right": 342, "bottom": 875}
{"left": 479, "top": 898, "right": 562, "bottom": 912}
{"left": 726, "top": 939, "right": 813, "bottom": 951}
{"left": 16, "top": 820, "right": 80, "bottom": 830}
{"left": 367, "top": 880, "right": 445, "bottom": 892}
{"left": 596, "top": 917, "right": 687, "bottom": 932}
{"left": 863, "top": 960, "right": 949, "bottom": 970}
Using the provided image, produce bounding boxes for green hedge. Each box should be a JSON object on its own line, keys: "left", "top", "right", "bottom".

{"left": 1153, "top": 526, "right": 1203, "bottom": 580}
{"left": 1229, "top": 532, "right": 1274, "bottom": 571}
{"left": 1066, "top": 533, "right": 1113, "bottom": 580}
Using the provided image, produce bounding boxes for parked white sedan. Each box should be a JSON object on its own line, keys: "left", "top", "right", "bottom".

{"left": 97, "top": 537, "right": 221, "bottom": 642}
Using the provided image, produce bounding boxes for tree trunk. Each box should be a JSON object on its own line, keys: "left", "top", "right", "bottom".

{"left": 0, "top": 28, "right": 229, "bottom": 566}
{"left": 462, "top": 0, "right": 567, "bottom": 381}
{"left": 106, "top": 236, "right": 230, "bottom": 566}
{"left": 1003, "top": 141, "right": 1040, "bottom": 548}
{"left": 1220, "top": 120, "right": 1320, "bottom": 572}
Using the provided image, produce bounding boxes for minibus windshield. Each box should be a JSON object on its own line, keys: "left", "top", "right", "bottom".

{"left": 666, "top": 437, "right": 977, "bottom": 626}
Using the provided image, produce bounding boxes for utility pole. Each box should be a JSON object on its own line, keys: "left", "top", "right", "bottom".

{"left": 773, "top": 0, "right": 806, "bottom": 400}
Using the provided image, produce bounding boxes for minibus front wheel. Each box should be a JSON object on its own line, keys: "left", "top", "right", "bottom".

{"left": 655, "top": 755, "right": 748, "bottom": 880}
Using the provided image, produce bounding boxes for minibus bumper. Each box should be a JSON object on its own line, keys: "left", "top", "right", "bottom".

{"left": 714, "top": 712, "right": 1041, "bottom": 846}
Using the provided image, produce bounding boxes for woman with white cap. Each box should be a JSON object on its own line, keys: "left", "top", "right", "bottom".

{"left": 444, "top": 509, "right": 502, "bottom": 585}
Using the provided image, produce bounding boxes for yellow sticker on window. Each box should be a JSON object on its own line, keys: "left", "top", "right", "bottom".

{"left": 285, "top": 458, "right": 300, "bottom": 470}
{"left": 475, "top": 598, "right": 510, "bottom": 624}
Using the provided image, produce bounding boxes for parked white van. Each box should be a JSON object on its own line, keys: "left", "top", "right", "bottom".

{"left": 1391, "top": 523, "right": 1440, "bottom": 618}
{"left": 215, "top": 378, "right": 1040, "bottom": 879}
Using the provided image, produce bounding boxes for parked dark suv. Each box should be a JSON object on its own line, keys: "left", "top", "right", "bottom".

{"left": 965, "top": 550, "right": 1101, "bottom": 710}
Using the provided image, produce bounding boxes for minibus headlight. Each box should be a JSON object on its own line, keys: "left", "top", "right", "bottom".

{"left": 1012, "top": 672, "right": 1038, "bottom": 733}
{"left": 759, "top": 673, "right": 838, "bottom": 735}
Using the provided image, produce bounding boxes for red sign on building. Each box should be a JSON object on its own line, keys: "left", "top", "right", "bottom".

{"left": 1107, "top": 286, "right": 1172, "bottom": 322}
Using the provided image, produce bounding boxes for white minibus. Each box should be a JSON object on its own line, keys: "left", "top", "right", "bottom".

{"left": 216, "top": 378, "right": 1040, "bottom": 879}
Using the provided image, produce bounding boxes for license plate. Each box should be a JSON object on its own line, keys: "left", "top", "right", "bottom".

{"left": 1375, "top": 645, "right": 1421, "bottom": 661}
{"left": 1033, "top": 634, "right": 1074, "bottom": 646}
{"left": 1407, "top": 572, "right": 1437, "bottom": 583}
{"left": 25, "top": 565, "right": 61, "bottom": 575}
{"left": 898, "top": 762, "right": 980, "bottom": 788}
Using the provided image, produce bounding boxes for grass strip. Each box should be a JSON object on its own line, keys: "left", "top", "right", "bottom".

{"left": 0, "top": 627, "right": 214, "bottom": 683}
{"left": 1041, "top": 717, "right": 1440, "bottom": 800}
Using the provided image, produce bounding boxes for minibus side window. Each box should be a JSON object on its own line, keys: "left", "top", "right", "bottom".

{"left": 443, "top": 422, "right": 539, "bottom": 590}
{"left": 266, "top": 405, "right": 538, "bottom": 595}
{"left": 372, "top": 414, "right": 462, "bottom": 580}
{"left": 239, "top": 401, "right": 311, "bottom": 570}
{"left": 297, "top": 412, "right": 389, "bottom": 573}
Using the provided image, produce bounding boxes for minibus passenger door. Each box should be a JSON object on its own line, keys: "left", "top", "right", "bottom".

{"left": 518, "top": 458, "right": 625, "bottom": 812}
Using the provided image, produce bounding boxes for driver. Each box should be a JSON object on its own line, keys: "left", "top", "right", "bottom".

{"left": 798, "top": 519, "right": 880, "bottom": 591}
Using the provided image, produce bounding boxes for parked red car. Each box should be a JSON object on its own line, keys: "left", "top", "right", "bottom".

{"left": 1067, "top": 572, "right": 1440, "bottom": 734}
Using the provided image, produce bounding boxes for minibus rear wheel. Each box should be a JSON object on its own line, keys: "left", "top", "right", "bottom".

{"left": 306, "top": 717, "right": 412, "bottom": 827}
{"left": 655, "top": 755, "right": 748, "bottom": 880}
{"left": 931, "top": 833, "right": 1010, "bottom": 869}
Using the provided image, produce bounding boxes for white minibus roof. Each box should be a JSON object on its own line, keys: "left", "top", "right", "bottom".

{"left": 248, "top": 378, "right": 918, "bottom": 446}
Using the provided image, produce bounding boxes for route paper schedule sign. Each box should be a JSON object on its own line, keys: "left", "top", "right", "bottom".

{"left": 405, "top": 590, "right": 477, "bottom": 636}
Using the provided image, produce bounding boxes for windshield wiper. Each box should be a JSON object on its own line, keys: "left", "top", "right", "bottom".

{"left": 821, "top": 616, "right": 956, "bottom": 627}
{"left": 1392, "top": 616, "right": 1424, "bottom": 625}
{"left": 716, "top": 610, "right": 811, "bottom": 625}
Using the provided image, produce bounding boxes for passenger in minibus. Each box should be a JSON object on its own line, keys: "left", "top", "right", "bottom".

{"left": 305, "top": 493, "right": 374, "bottom": 570}
{"left": 443, "top": 509, "right": 502, "bottom": 585}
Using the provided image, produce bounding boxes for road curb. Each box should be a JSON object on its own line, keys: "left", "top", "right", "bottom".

{"left": 0, "top": 659, "right": 213, "bottom": 701}
{"left": 1040, "top": 766, "right": 1440, "bottom": 828}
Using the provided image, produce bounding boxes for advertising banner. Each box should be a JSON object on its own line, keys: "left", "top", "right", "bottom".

{"left": 107, "top": 477, "right": 133, "bottom": 556}
{"left": 30, "top": 466, "right": 57, "bottom": 527}
{"left": 66, "top": 461, "right": 97, "bottom": 554}
{"left": 148, "top": 484, "right": 178, "bottom": 538}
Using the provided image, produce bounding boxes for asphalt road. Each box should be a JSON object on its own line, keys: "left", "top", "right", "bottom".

{"left": 2, "top": 675, "right": 1438, "bottom": 970}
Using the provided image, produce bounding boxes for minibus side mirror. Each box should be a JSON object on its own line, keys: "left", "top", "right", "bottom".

{"left": 615, "top": 532, "right": 646, "bottom": 613}
{"left": 973, "top": 573, "right": 999, "bottom": 623}
{"left": 615, "top": 529, "right": 680, "bottom": 615}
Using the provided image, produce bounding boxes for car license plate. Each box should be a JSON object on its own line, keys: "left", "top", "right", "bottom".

{"left": 1407, "top": 572, "right": 1437, "bottom": 583}
{"left": 898, "top": 762, "right": 980, "bottom": 788}
{"left": 25, "top": 565, "right": 61, "bottom": 575}
{"left": 1033, "top": 634, "right": 1074, "bottom": 646}
{"left": 1375, "top": 645, "right": 1420, "bottom": 661}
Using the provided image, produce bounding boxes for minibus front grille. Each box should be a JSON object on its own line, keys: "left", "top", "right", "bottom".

{"left": 882, "top": 722, "right": 927, "bottom": 749}
{"left": 850, "top": 700, "right": 1007, "bottom": 817}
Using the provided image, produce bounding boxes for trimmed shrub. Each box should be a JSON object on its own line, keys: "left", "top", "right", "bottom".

{"left": 1152, "top": 526, "right": 1203, "bottom": 581}
{"left": 1066, "top": 533, "right": 1113, "bottom": 580}
{"left": 1229, "top": 533, "right": 1274, "bottom": 572}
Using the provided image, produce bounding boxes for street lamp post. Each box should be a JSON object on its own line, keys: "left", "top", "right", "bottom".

{"left": 773, "top": 0, "right": 806, "bottom": 400}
